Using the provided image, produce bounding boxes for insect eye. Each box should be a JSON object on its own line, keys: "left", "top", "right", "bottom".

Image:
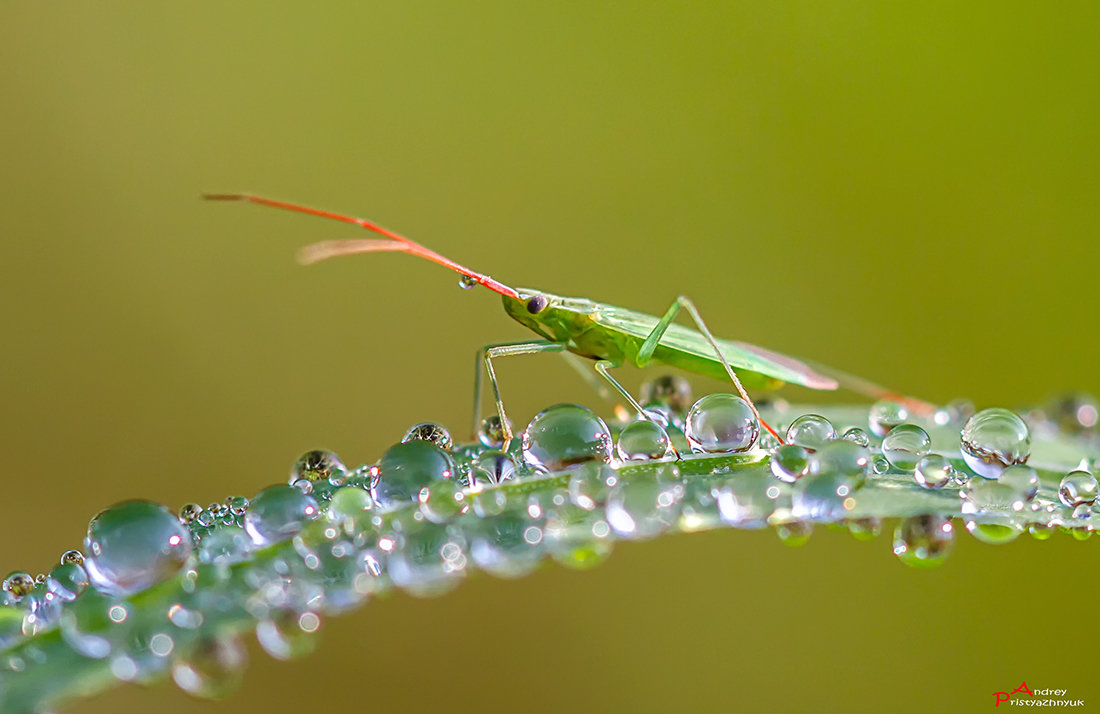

{"left": 526, "top": 295, "right": 549, "bottom": 314}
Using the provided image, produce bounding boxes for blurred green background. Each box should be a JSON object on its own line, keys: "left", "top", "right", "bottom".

{"left": 2, "top": 2, "right": 1098, "bottom": 712}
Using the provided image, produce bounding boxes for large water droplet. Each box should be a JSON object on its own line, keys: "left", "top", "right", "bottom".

{"left": 1059, "top": 470, "right": 1098, "bottom": 507}
{"left": 962, "top": 472, "right": 1035, "bottom": 516}
{"left": 684, "top": 393, "right": 759, "bottom": 453}
{"left": 785, "top": 415, "right": 835, "bottom": 451}
{"left": 999, "top": 464, "right": 1039, "bottom": 504}
{"left": 868, "top": 401, "right": 908, "bottom": 437}
{"left": 417, "top": 479, "right": 466, "bottom": 524}
{"left": 960, "top": 408, "right": 1031, "bottom": 478}
{"left": 385, "top": 520, "right": 467, "bottom": 597}
{"left": 770, "top": 444, "right": 810, "bottom": 483}
{"left": 84, "top": 501, "right": 193, "bottom": 596}
{"left": 469, "top": 499, "right": 546, "bottom": 578}
{"left": 198, "top": 526, "right": 254, "bottom": 566}
{"left": 893, "top": 515, "right": 954, "bottom": 568}
{"left": 616, "top": 419, "right": 672, "bottom": 461}
{"left": 567, "top": 462, "right": 618, "bottom": 511}
{"left": 371, "top": 441, "right": 456, "bottom": 508}
{"left": 715, "top": 469, "right": 781, "bottom": 527}
{"left": 521, "top": 404, "right": 612, "bottom": 472}
{"left": 172, "top": 635, "right": 247, "bottom": 699}
{"left": 243, "top": 486, "right": 319, "bottom": 547}
{"left": 2, "top": 573, "right": 34, "bottom": 600}
{"left": 605, "top": 464, "right": 683, "bottom": 539}
{"left": 881, "top": 424, "right": 931, "bottom": 472}
{"left": 914, "top": 454, "right": 953, "bottom": 490}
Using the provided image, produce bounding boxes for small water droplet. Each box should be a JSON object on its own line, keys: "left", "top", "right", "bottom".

{"left": 964, "top": 520, "right": 1022, "bottom": 544}
{"left": 868, "top": 401, "right": 908, "bottom": 437}
{"left": 999, "top": 465, "right": 1039, "bottom": 506}
{"left": 893, "top": 515, "right": 954, "bottom": 568}
{"left": 290, "top": 450, "right": 347, "bottom": 486}
{"left": 567, "top": 462, "right": 618, "bottom": 511}
{"left": 417, "top": 479, "right": 466, "bottom": 524}
{"left": 521, "top": 404, "right": 612, "bottom": 472}
{"left": 328, "top": 486, "right": 375, "bottom": 527}
{"left": 882, "top": 424, "right": 931, "bottom": 472}
{"left": 470, "top": 451, "right": 518, "bottom": 486}
{"left": 914, "top": 454, "right": 953, "bottom": 489}
{"left": 684, "top": 393, "right": 759, "bottom": 453}
{"left": 1058, "top": 470, "right": 1098, "bottom": 507}
{"left": 402, "top": 422, "right": 454, "bottom": 453}
{"left": 178, "top": 504, "right": 202, "bottom": 524}
{"left": 2, "top": 573, "right": 34, "bottom": 600}
{"left": 477, "top": 415, "right": 508, "bottom": 449}
{"left": 770, "top": 444, "right": 810, "bottom": 483}
{"left": 198, "top": 526, "right": 254, "bottom": 566}
{"left": 84, "top": 501, "right": 192, "bottom": 596}
{"left": 243, "top": 486, "right": 320, "bottom": 547}
{"left": 616, "top": 419, "right": 672, "bottom": 461}
{"left": 960, "top": 408, "right": 1031, "bottom": 479}
{"left": 371, "top": 441, "right": 456, "bottom": 508}
{"left": 841, "top": 427, "right": 870, "bottom": 447}
{"left": 172, "top": 635, "right": 247, "bottom": 698}
{"left": 785, "top": 415, "right": 835, "bottom": 451}
{"left": 458, "top": 275, "right": 477, "bottom": 290}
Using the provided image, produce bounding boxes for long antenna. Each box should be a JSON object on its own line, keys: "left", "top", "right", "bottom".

{"left": 203, "top": 193, "right": 520, "bottom": 300}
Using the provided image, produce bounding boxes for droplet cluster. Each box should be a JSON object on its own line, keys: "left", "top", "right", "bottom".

{"left": 0, "top": 386, "right": 1095, "bottom": 712}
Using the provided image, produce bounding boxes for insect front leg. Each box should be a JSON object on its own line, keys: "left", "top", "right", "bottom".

{"left": 473, "top": 341, "right": 565, "bottom": 446}
{"left": 635, "top": 296, "right": 785, "bottom": 444}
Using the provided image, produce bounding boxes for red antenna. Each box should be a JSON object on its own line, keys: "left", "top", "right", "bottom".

{"left": 203, "top": 193, "right": 521, "bottom": 300}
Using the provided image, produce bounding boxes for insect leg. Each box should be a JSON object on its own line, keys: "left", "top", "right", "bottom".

{"left": 593, "top": 360, "right": 647, "bottom": 416}
{"left": 473, "top": 341, "right": 565, "bottom": 444}
{"left": 635, "top": 296, "right": 785, "bottom": 444}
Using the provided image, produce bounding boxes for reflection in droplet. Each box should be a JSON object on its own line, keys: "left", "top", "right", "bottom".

{"left": 960, "top": 408, "right": 1031, "bottom": 479}
{"left": 684, "top": 394, "right": 759, "bottom": 454}
{"left": 521, "top": 404, "right": 613, "bottom": 472}
{"left": 893, "top": 515, "right": 954, "bottom": 568}
{"left": 84, "top": 501, "right": 193, "bottom": 596}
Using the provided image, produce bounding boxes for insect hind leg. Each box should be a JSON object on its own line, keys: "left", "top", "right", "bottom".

{"left": 636, "top": 295, "right": 785, "bottom": 445}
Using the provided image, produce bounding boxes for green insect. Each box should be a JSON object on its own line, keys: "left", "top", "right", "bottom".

{"left": 205, "top": 194, "right": 923, "bottom": 445}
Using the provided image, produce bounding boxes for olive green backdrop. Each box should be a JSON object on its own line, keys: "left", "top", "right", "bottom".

{"left": 2, "top": 3, "right": 1098, "bottom": 712}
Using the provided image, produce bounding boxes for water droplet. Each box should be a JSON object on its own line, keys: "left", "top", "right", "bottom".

{"left": 385, "top": 520, "right": 467, "bottom": 597}
{"left": 640, "top": 374, "right": 693, "bottom": 413}
{"left": 225, "top": 496, "right": 249, "bottom": 516}
{"left": 255, "top": 610, "right": 321, "bottom": 660}
{"left": 328, "top": 486, "right": 375, "bottom": 526}
{"left": 841, "top": 427, "right": 870, "bottom": 447}
{"left": 567, "top": 462, "right": 618, "bottom": 511}
{"left": 715, "top": 469, "right": 781, "bottom": 527}
{"left": 964, "top": 520, "right": 1022, "bottom": 544}
{"left": 469, "top": 501, "right": 546, "bottom": 578}
{"left": 775, "top": 521, "right": 812, "bottom": 547}
{"left": 172, "top": 635, "right": 247, "bottom": 699}
{"left": 868, "top": 401, "right": 908, "bottom": 437}
{"left": 417, "top": 479, "right": 466, "bottom": 524}
{"left": 477, "top": 415, "right": 507, "bottom": 449}
{"left": 2, "top": 573, "right": 34, "bottom": 600}
{"left": 791, "top": 472, "right": 858, "bottom": 522}
{"left": 1059, "top": 470, "right": 1098, "bottom": 507}
{"left": 178, "top": 504, "right": 202, "bottom": 525}
{"left": 198, "top": 526, "right": 254, "bottom": 566}
{"left": 999, "top": 465, "right": 1039, "bottom": 505}
{"left": 290, "top": 450, "right": 347, "bottom": 486}
{"left": 471, "top": 451, "right": 517, "bottom": 486}
{"left": 881, "top": 424, "right": 931, "bottom": 472}
{"left": 521, "top": 404, "right": 612, "bottom": 472}
{"left": 543, "top": 489, "right": 613, "bottom": 569}
{"left": 785, "top": 414, "right": 835, "bottom": 451}
{"left": 914, "top": 454, "right": 953, "bottom": 489}
{"left": 962, "top": 471, "right": 1035, "bottom": 516}
{"left": 770, "top": 444, "right": 810, "bottom": 483}
{"left": 1071, "top": 503, "right": 1093, "bottom": 522}
{"left": 684, "top": 393, "right": 759, "bottom": 453}
{"left": 893, "top": 515, "right": 954, "bottom": 568}
{"left": 84, "top": 501, "right": 192, "bottom": 596}
{"left": 960, "top": 408, "right": 1031, "bottom": 479}
{"left": 402, "top": 422, "right": 454, "bottom": 453}
{"left": 60, "top": 549, "right": 85, "bottom": 566}
{"left": 872, "top": 454, "right": 890, "bottom": 474}
{"left": 605, "top": 464, "right": 683, "bottom": 539}
{"left": 243, "top": 485, "right": 319, "bottom": 547}
{"left": 808, "top": 440, "right": 869, "bottom": 481}
{"left": 47, "top": 562, "right": 89, "bottom": 602}
{"left": 371, "top": 441, "right": 456, "bottom": 508}
{"left": 847, "top": 517, "right": 882, "bottom": 541}
{"left": 616, "top": 419, "right": 672, "bottom": 461}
